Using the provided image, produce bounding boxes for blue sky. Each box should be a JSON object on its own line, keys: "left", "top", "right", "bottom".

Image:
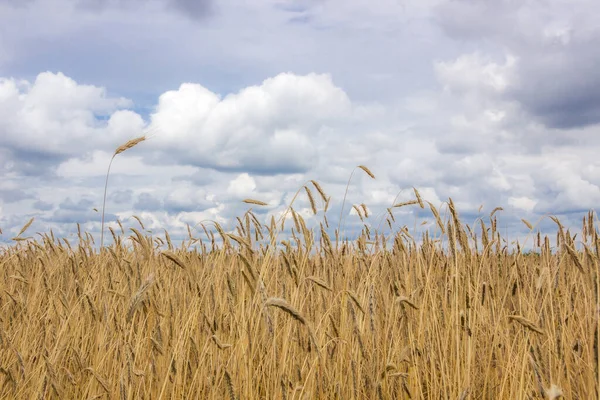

{"left": 1, "top": 0, "right": 599, "bottom": 245}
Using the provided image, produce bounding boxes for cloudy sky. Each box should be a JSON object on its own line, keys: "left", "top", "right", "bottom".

{"left": 1, "top": 0, "right": 599, "bottom": 247}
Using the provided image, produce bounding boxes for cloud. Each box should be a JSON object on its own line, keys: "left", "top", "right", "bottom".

{"left": 3, "top": 0, "right": 214, "bottom": 19}
{"left": 59, "top": 197, "right": 95, "bottom": 211}
{"left": 227, "top": 173, "right": 257, "bottom": 198}
{"left": 435, "top": 53, "right": 516, "bottom": 97}
{"left": 0, "top": 55, "right": 600, "bottom": 247}
{"left": 508, "top": 196, "right": 537, "bottom": 213}
{"left": 163, "top": 185, "right": 218, "bottom": 213}
{"left": 133, "top": 192, "right": 163, "bottom": 211}
{"left": 0, "top": 188, "right": 31, "bottom": 203}
{"left": 149, "top": 72, "right": 350, "bottom": 174}
{"left": 110, "top": 190, "right": 133, "bottom": 204}
{"left": 435, "top": 0, "right": 600, "bottom": 129}
{"left": 46, "top": 197, "right": 100, "bottom": 224}
{"left": 0, "top": 72, "right": 141, "bottom": 175}
{"left": 0, "top": 0, "right": 35, "bottom": 6}
{"left": 168, "top": 0, "right": 213, "bottom": 19}
{"left": 33, "top": 200, "right": 53, "bottom": 211}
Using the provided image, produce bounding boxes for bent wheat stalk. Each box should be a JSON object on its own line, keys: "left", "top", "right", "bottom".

{"left": 100, "top": 135, "right": 146, "bottom": 248}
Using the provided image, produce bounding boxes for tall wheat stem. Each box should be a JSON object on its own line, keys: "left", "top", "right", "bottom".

{"left": 100, "top": 136, "right": 146, "bottom": 248}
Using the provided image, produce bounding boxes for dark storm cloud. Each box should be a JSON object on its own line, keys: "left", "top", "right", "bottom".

{"left": 435, "top": 0, "right": 600, "bottom": 129}
{"left": 508, "top": 42, "right": 600, "bottom": 129}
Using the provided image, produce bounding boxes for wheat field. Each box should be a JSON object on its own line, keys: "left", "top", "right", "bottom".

{"left": 0, "top": 171, "right": 598, "bottom": 399}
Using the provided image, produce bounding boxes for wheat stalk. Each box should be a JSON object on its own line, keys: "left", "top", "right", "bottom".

{"left": 413, "top": 188, "right": 424, "bottom": 209}
{"left": 306, "top": 276, "right": 332, "bottom": 291}
{"left": 345, "top": 290, "right": 365, "bottom": 314}
{"left": 393, "top": 200, "right": 419, "bottom": 208}
{"left": 304, "top": 186, "right": 317, "bottom": 215}
{"left": 265, "top": 297, "right": 307, "bottom": 325}
{"left": 211, "top": 335, "right": 232, "bottom": 350}
{"left": 243, "top": 199, "right": 268, "bottom": 206}
{"left": 126, "top": 273, "right": 155, "bottom": 322}
{"left": 490, "top": 207, "right": 503, "bottom": 217}
{"left": 16, "top": 217, "right": 34, "bottom": 238}
{"left": 360, "top": 203, "right": 369, "bottom": 218}
{"left": 100, "top": 135, "right": 146, "bottom": 248}
{"left": 396, "top": 296, "right": 419, "bottom": 310}
{"left": 358, "top": 165, "right": 376, "bottom": 179}
{"left": 337, "top": 165, "right": 376, "bottom": 247}
{"left": 224, "top": 370, "right": 236, "bottom": 400}
{"left": 310, "top": 180, "right": 328, "bottom": 203}
{"left": 161, "top": 251, "right": 187, "bottom": 269}
{"left": 508, "top": 315, "right": 545, "bottom": 335}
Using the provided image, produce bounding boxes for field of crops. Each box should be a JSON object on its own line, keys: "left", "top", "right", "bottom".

{"left": 0, "top": 180, "right": 598, "bottom": 399}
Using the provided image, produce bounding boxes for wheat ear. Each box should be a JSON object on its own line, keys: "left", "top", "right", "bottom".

{"left": 100, "top": 135, "right": 146, "bottom": 248}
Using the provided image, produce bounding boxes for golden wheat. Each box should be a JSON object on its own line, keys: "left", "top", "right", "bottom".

{"left": 0, "top": 168, "right": 596, "bottom": 399}
{"left": 243, "top": 198, "right": 269, "bottom": 206}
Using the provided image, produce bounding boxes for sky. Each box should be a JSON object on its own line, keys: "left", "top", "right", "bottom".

{"left": 1, "top": 0, "right": 599, "bottom": 247}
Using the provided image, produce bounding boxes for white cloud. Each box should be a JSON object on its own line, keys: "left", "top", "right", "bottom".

{"left": 227, "top": 173, "right": 256, "bottom": 198}
{"left": 435, "top": 53, "right": 517, "bottom": 96}
{"left": 508, "top": 196, "right": 537, "bottom": 213}
{"left": 149, "top": 72, "right": 350, "bottom": 173}
{"left": 0, "top": 72, "right": 137, "bottom": 159}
